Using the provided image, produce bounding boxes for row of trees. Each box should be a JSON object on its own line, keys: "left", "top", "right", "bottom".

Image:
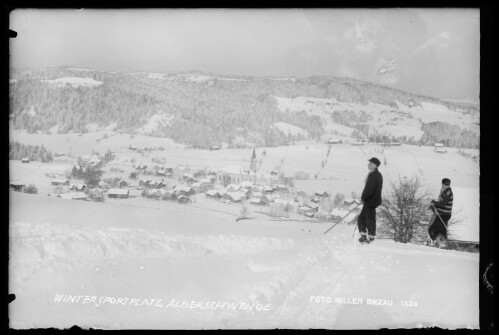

{"left": 9, "top": 141, "right": 53, "bottom": 162}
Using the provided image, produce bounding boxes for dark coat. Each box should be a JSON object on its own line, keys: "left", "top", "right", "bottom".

{"left": 431, "top": 187, "right": 453, "bottom": 216}
{"left": 361, "top": 168, "right": 383, "bottom": 208}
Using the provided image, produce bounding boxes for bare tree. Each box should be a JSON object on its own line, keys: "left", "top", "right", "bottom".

{"left": 378, "top": 176, "right": 433, "bottom": 244}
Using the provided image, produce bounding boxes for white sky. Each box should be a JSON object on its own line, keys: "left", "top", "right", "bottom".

{"left": 9, "top": 8, "right": 480, "bottom": 100}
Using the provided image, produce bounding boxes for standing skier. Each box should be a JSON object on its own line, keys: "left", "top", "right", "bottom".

{"left": 357, "top": 157, "right": 383, "bottom": 244}
{"left": 428, "top": 178, "right": 453, "bottom": 247}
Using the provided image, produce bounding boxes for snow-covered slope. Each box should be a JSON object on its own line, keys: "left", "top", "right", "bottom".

{"left": 137, "top": 112, "right": 175, "bottom": 135}
{"left": 273, "top": 96, "right": 478, "bottom": 141}
{"left": 9, "top": 192, "right": 479, "bottom": 329}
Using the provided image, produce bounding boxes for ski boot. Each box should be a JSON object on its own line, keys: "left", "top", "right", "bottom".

{"left": 358, "top": 234, "right": 368, "bottom": 244}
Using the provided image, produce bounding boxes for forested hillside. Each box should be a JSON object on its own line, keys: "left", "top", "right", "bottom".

{"left": 9, "top": 67, "right": 479, "bottom": 148}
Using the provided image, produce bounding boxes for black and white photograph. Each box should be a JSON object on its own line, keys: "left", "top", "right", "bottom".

{"left": 8, "top": 8, "right": 484, "bottom": 329}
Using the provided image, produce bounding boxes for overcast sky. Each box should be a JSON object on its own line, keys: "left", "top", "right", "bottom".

{"left": 9, "top": 8, "right": 480, "bottom": 100}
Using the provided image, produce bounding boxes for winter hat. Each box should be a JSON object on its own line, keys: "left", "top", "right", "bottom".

{"left": 368, "top": 157, "right": 381, "bottom": 167}
{"left": 442, "top": 178, "right": 451, "bottom": 186}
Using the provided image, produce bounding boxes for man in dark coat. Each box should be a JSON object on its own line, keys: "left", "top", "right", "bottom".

{"left": 358, "top": 157, "right": 383, "bottom": 244}
{"left": 428, "top": 178, "right": 453, "bottom": 248}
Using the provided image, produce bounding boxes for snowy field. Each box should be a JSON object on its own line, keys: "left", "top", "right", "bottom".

{"left": 9, "top": 192, "right": 479, "bottom": 329}
{"left": 9, "top": 129, "right": 480, "bottom": 329}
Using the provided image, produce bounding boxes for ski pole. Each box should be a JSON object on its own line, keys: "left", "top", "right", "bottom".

{"left": 430, "top": 204, "right": 448, "bottom": 229}
{"left": 324, "top": 202, "right": 361, "bottom": 235}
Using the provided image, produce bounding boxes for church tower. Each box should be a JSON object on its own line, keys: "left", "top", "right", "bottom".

{"left": 250, "top": 147, "right": 257, "bottom": 173}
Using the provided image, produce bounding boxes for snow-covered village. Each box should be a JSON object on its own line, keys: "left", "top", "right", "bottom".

{"left": 8, "top": 9, "right": 485, "bottom": 330}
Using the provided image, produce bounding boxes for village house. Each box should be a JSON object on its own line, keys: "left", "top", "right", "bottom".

{"left": 183, "top": 173, "right": 197, "bottom": 183}
{"left": 70, "top": 183, "right": 86, "bottom": 192}
{"left": 205, "top": 190, "right": 221, "bottom": 199}
{"left": 315, "top": 190, "right": 330, "bottom": 198}
{"left": 307, "top": 203, "right": 319, "bottom": 213}
{"left": 138, "top": 179, "right": 153, "bottom": 188}
{"left": 151, "top": 188, "right": 169, "bottom": 199}
{"left": 177, "top": 194, "right": 190, "bottom": 203}
{"left": 10, "top": 181, "right": 25, "bottom": 192}
{"left": 226, "top": 183, "right": 242, "bottom": 192}
{"left": 330, "top": 207, "right": 351, "bottom": 221}
{"left": 295, "top": 190, "right": 308, "bottom": 198}
{"left": 174, "top": 185, "right": 195, "bottom": 196}
{"left": 88, "top": 189, "right": 104, "bottom": 202}
{"left": 351, "top": 141, "right": 364, "bottom": 146}
{"left": 98, "top": 181, "right": 110, "bottom": 190}
{"left": 265, "top": 193, "right": 281, "bottom": 203}
{"left": 250, "top": 191, "right": 264, "bottom": 199}
{"left": 274, "top": 184, "right": 289, "bottom": 192}
{"left": 274, "top": 198, "right": 294, "bottom": 206}
{"left": 327, "top": 138, "right": 342, "bottom": 144}
{"left": 156, "top": 169, "right": 170, "bottom": 177}
{"left": 150, "top": 180, "right": 166, "bottom": 189}
{"left": 223, "top": 191, "right": 246, "bottom": 203}
{"left": 304, "top": 211, "right": 316, "bottom": 218}
{"left": 197, "top": 178, "right": 213, "bottom": 191}
{"left": 343, "top": 198, "right": 361, "bottom": 206}
{"left": 189, "top": 182, "right": 200, "bottom": 193}
{"left": 193, "top": 170, "right": 207, "bottom": 179}
{"left": 263, "top": 185, "right": 274, "bottom": 194}
{"left": 311, "top": 196, "right": 320, "bottom": 203}
{"left": 51, "top": 178, "right": 70, "bottom": 186}
{"left": 249, "top": 197, "right": 267, "bottom": 206}
{"left": 59, "top": 192, "right": 88, "bottom": 201}
{"left": 241, "top": 188, "right": 252, "bottom": 198}
{"left": 21, "top": 157, "right": 30, "bottom": 163}
{"left": 298, "top": 204, "right": 313, "bottom": 215}
{"left": 251, "top": 185, "right": 264, "bottom": 193}
{"left": 175, "top": 165, "right": 191, "bottom": 175}
{"left": 108, "top": 188, "right": 130, "bottom": 199}
{"left": 217, "top": 165, "right": 256, "bottom": 185}
{"left": 162, "top": 190, "right": 177, "bottom": 201}
{"left": 240, "top": 180, "right": 254, "bottom": 189}
{"left": 207, "top": 172, "right": 218, "bottom": 183}
{"left": 88, "top": 156, "right": 102, "bottom": 167}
